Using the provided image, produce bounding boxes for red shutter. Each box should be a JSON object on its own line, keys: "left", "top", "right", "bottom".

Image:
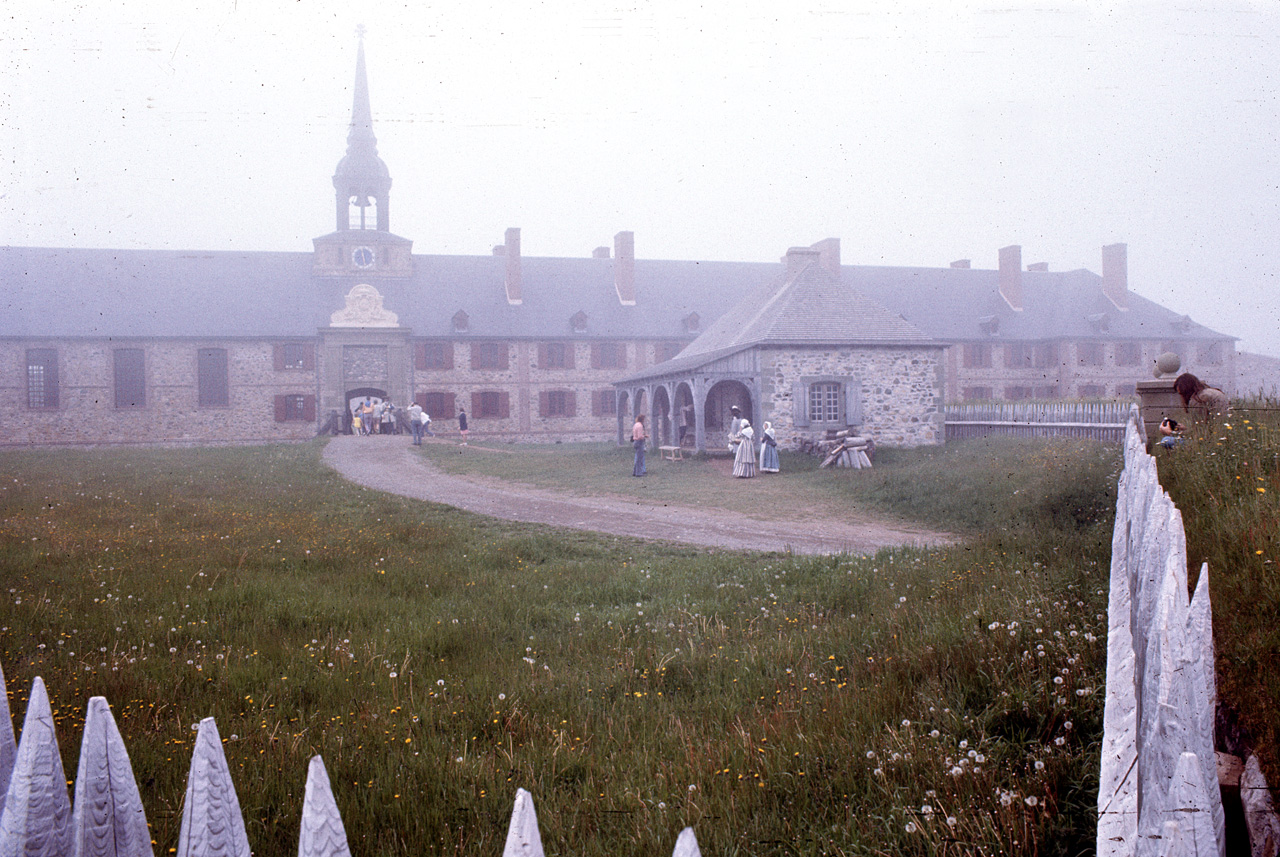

{"left": 444, "top": 393, "right": 456, "bottom": 416}
{"left": 538, "top": 391, "right": 549, "bottom": 418}
{"left": 565, "top": 391, "right": 576, "bottom": 416}
{"left": 415, "top": 344, "right": 427, "bottom": 371}
{"left": 303, "top": 395, "right": 316, "bottom": 422}
{"left": 537, "top": 344, "right": 548, "bottom": 369}
{"left": 303, "top": 347, "right": 316, "bottom": 371}
{"left": 273, "top": 345, "right": 284, "bottom": 371}
{"left": 591, "top": 345, "right": 601, "bottom": 370}
{"left": 274, "top": 395, "right": 286, "bottom": 422}
{"left": 471, "top": 392, "right": 481, "bottom": 416}
{"left": 441, "top": 343, "right": 454, "bottom": 370}
{"left": 415, "top": 392, "right": 427, "bottom": 409}
{"left": 565, "top": 346, "right": 576, "bottom": 370}
{"left": 499, "top": 392, "right": 510, "bottom": 418}
{"left": 592, "top": 390, "right": 602, "bottom": 417}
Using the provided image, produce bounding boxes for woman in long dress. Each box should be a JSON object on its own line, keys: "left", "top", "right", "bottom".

{"left": 758, "top": 421, "right": 780, "bottom": 473}
{"left": 732, "top": 420, "right": 756, "bottom": 478}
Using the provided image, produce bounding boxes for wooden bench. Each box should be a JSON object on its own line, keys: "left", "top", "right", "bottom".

{"left": 659, "top": 445, "right": 683, "bottom": 461}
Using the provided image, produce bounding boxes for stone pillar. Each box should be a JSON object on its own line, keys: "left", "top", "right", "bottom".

{"left": 1136, "top": 379, "right": 1180, "bottom": 443}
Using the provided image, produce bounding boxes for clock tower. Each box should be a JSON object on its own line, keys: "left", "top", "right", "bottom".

{"left": 313, "top": 29, "right": 412, "bottom": 278}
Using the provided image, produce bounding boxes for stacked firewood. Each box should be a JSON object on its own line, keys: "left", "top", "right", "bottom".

{"left": 806, "top": 429, "right": 873, "bottom": 469}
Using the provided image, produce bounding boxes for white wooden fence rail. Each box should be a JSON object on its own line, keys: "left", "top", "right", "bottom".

{"left": 1096, "top": 407, "right": 1224, "bottom": 856}
{"left": 946, "top": 401, "right": 1130, "bottom": 442}
{"left": 0, "top": 670, "right": 703, "bottom": 857}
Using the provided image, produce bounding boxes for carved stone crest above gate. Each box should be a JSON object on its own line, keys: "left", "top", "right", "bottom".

{"left": 330, "top": 284, "right": 399, "bottom": 328}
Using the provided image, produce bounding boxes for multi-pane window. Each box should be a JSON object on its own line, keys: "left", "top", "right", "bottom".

{"left": 281, "top": 343, "right": 310, "bottom": 370}
{"left": 418, "top": 342, "right": 454, "bottom": 370}
{"left": 962, "top": 386, "right": 993, "bottom": 402}
{"left": 478, "top": 391, "right": 503, "bottom": 418}
{"left": 962, "top": 343, "right": 992, "bottom": 368}
{"left": 655, "top": 341, "right": 683, "bottom": 363}
{"left": 471, "top": 342, "right": 509, "bottom": 370}
{"left": 1004, "top": 386, "right": 1033, "bottom": 401}
{"left": 282, "top": 395, "right": 308, "bottom": 421}
{"left": 1078, "top": 384, "right": 1105, "bottom": 398}
{"left": 26, "top": 349, "right": 58, "bottom": 409}
{"left": 1077, "top": 342, "right": 1104, "bottom": 366}
{"left": 542, "top": 343, "right": 570, "bottom": 369}
{"left": 593, "top": 342, "right": 626, "bottom": 369}
{"left": 114, "top": 348, "right": 145, "bottom": 408}
{"left": 197, "top": 348, "right": 229, "bottom": 407}
{"left": 1006, "top": 343, "right": 1032, "bottom": 367}
{"left": 594, "top": 389, "right": 617, "bottom": 416}
{"left": 421, "top": 392, "right": 454, "bottom": 419}
{"left": 808, "top": 382, "right": 842, "bottom": 423}
{"left": 1115, "top": 342, "right": 1141, "bottom": 366}
{"left": 542, "top": 390, "right": 572, "bottom": 417}
{"left": 1032, "top": 343, "right": 1058, "bottom": 369}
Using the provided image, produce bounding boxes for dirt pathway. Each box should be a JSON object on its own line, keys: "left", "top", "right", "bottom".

{"left": 321, "top": 435, "right": 954, "bottom": 555}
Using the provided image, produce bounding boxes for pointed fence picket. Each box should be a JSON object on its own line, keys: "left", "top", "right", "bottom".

{"left": 0, "top": 665, "right": 702, "bottom": 857}
{"left": 1096, "top": 405, "right": 1224, "bottom": 856}
{"left": 945, "top": 401, "right": 1130, "bottom": 441}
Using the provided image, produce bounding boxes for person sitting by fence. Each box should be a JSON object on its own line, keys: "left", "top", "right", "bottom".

{"left": 1158, "top": 417, "right": 1183, "bottom": 450}
{"left": 1173, "top": 372, "right": 1230, "bottom": 422}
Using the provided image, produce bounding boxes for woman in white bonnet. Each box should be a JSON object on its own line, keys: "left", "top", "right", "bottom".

{"left": 732, "top": 419, "right": 756, "bottom": 478}
{"left": 758, "top": 421, "right": 779, "bottom": 473}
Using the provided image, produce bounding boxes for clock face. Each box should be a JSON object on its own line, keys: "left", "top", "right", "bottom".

{"left": 352, "top": 246, "right": 375, "bottom": 269}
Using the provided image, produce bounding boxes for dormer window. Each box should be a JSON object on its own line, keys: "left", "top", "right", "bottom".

{"left": 570, "top": 311, "right": 588, "bottom": 333}
{"left": 452, "top": 310, "right": 470, "bottom": 333}
{"left": 683, "top": 312, "right": 700, "bottom": 333}
{"left": 977, "top": 315, "right": 999, "bottom": 336}
{"left": 1087, "top": 312, "right": 1110, "bottom": 333}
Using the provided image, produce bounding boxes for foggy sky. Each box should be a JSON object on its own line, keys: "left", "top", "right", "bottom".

{"left": 3, "top": 1, "right": 1279, "bottom": 355}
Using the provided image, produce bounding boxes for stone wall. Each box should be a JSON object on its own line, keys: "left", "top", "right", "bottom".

{"left": 0, "top": 340, "right": 318, "bottom": 446}
{"left": 762, "top": 345, "right": 944, "bottom": 448}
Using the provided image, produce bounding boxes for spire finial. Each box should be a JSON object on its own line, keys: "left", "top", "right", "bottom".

{"left": 356, "top": 23, "right": 366, "bottom": 43}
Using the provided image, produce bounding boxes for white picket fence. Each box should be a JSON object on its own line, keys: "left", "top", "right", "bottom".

{"left": 946, "top": 401, "right": 1130, "bottom": 442}
{"left": 1096, "top": 407, "right": 1224, "bottom": 855}
{"left": 0, "top": 671, "right": 703, "bottom": 857}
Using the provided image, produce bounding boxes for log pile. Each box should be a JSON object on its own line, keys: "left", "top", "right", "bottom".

{"left": 803, "top": 429, "right": 874, "bottom": 469}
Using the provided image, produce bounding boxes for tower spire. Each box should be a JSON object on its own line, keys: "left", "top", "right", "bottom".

{"left": 332, "top": 26, "right": 391, "bottom": 232}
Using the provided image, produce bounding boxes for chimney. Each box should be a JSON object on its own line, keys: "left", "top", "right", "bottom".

{"left": 504, "top": 228, "right": 522, "bottom": 305}
{"left": 998, "top": 245, "right": 1023, "bottom": 311}
{"left": 950, "top": 259, "right": 971, "bottom": 269}
{"left": 785, "top": 246, "right": 821, "bottom": 278}
{"left": 1026, "top": 262, "right": 1048, "bottom": 272}
{"left": 1102, "top": 242, "right": 1128, "bottom": 310}
{"left": 592, "top": 246, "right": 610, "bottom": 259}
{"left": 492, "top": 245, "right": 506, "bottom": 256}
{"left": 614, "top": 231, "right": 635, "bottom": 306}
{"left": 809, "top": 237, "right": 841, "bottom": 279}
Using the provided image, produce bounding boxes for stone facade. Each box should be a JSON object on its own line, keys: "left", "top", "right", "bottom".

{"left": 763, "top": 346, "right": 944, "bottom": 449}
{"left": 1, "top": 339, "right": 319, "bottom": 446}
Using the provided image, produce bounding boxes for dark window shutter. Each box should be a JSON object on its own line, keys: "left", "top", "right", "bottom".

{"left": 591, "top": 346, "right": 601, "bottom": 370}
{"left": 443, "top": 393, "right": 455, "bottom": 416}
{"left": 565, "top": 391, "right": 576, "bottom": 416}
{"left": 537, "top": 344, "right": 548, "bottom": 369}
{"left": 564, "top": 346, "right": 576, "bottom": 370}
{"left": 303, "top": 395, "right": 316, "bottom": 422}
{"left": 793, "top": 382, "right": 810, "bottom": 427}
{"left": 273, "top": 346, "right": 285, "bottom": 371}
{"left": 415, "top": 344, "right": 427, "bottom": 371}
{"left": 592, "top": 390, "right": 603, "bottom": 417}
{"left": 845, "top": 381, "right": 863, "bottom": 426}
{"left": 414, "top": 392, "right": 427, "bottom": 409}
{"left": 499, "top": 392, "right": 510, "bottom": 418}
{"left": 274, "top": 395, "right": 287, "bottom": 422}
{"left": 442, "top": 344, "right": 454, "bottom": 370}
{"left": 471, "top": 392, "right": 481, "bottom": 416}
{"left": 303, "top": 347, "right": 316, "bottom": 371}
{"left": 538, "top": 391, "right": 549, "bottom": 418}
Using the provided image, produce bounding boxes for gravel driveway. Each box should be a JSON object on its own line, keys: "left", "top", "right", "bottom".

{"left": 322, "top": 435, "right": 954, "bottom": 555}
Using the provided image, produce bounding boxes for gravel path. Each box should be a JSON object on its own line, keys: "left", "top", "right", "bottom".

{"left": 321, "top": 435, "right": 954, "bottom": 555}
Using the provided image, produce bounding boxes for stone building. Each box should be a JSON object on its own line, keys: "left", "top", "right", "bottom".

{"left": 0, "top": 40, "right": 1239, "bottom": 449}
{"left": 616, "top": 242, "right": 944, "bottom": 451}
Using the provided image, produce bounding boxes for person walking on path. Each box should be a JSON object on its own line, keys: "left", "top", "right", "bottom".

{"left": 407, "top": 402, "right": 425, "bottom": 446}
{"left": 632, "top": 414, "right": 647, "bottom": 477}
{"left": 458, "top": 408, "right": 469, "bottom": 445}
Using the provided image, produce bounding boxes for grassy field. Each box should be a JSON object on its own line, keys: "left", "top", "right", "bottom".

{"left": 0, "top": 437, "right": 1119, "bottom": 856}
{"left": 1152, "top": 402, "right": 1280, "bottom": 785}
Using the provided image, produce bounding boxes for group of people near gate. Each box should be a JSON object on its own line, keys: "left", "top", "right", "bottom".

{"left": 631, "top": 404, "right": 778, "bottom": 478}
{"left": 350, "top": 398, "right": 444, "bottom": 445}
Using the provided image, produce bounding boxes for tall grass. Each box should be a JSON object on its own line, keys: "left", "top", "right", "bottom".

{"left": 0, "top": 438, "right": 1117, "bottom": 855}
{"left": 1152, "top": 401, "right": 1280, "bottom": 783}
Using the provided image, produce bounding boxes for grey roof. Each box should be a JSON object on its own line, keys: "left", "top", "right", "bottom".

{"left": 0, "top": 245, "right": 1236, "bottom": 349}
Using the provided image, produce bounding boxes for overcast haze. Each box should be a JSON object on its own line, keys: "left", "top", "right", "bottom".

{"left": 3, "top": 1, "right": 1279, "bottom": 356}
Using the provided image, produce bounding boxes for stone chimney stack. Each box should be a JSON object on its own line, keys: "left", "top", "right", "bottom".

{"left": 950, "top": 259, "right": 971, "bottom": 269}
{"left": 809, "top": 237, "right": 841, "bottom": 280}
{"left": 504, "top": 228, "right": 522, "bottom": 305}
{"left": 998, "top": 245, "right": 1023, "bottom": 311}
{"left": 1102, "top": 242, "right": 1128, "bottom": 310}
{"left": 614, "top": 231, "right": 635, "bottom": 306}
{"left": 785, "top": 246, "right": 821, "bottom": 278}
